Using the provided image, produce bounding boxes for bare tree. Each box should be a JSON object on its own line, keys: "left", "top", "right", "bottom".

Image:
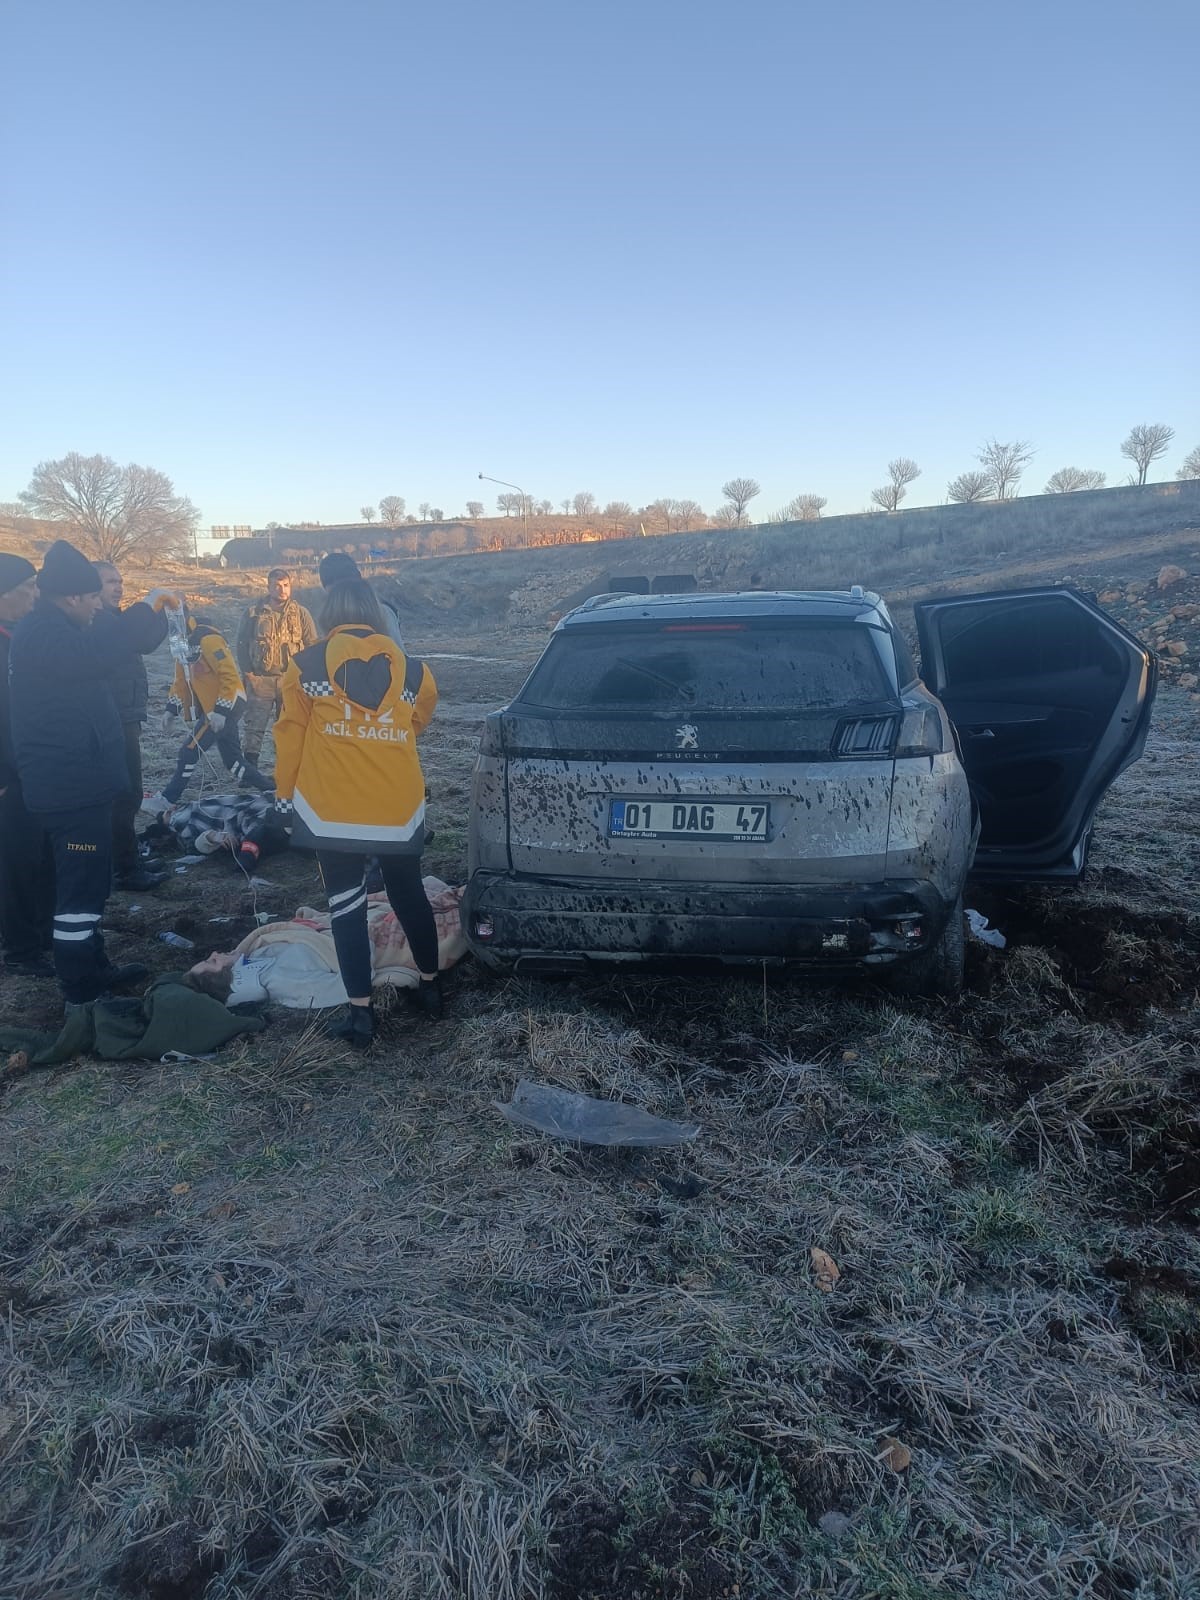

{"left": 775, "top": 493, "right": 827, "bottom": 521}
{"left": 710, "top": 502, "right": 740, "bottom": 529}
{"left": 645, "top": 497, "right": 677, "bottom": 533}
{"left": 870, "top": 457, "right": 921, "bottom": 513}
{"left": 536, "top": 498, "right": 553, "bottom": 515}
{"left": 560, "top": 498, "right": 572, "bottom": 515}
{"left": 429, "top": 507, "right": 443, "bottom": 522}
{"left": 1176, "top": 445, "right": 1200, "bottom": 481}
{"left": 466, "top": 500, "right": 484, "bottom": 518}
{"left": 572, "top": 491, "right": 597, "bottom": 520}
{"left": 496, "top": 493, "right": 521, "bottom": 516}
{"left": 946, "top": 471, "right": 991, "bottom": 503}
{"left": 1045, "top": 467, "right": 1106, "bottom": 493}
{"left": 976, "top": 439, "right": 1034, "bottom": 500}
{"left": 720, "top": 477, "right": 760, "bottom": 527}
{"left": 603, "top": 500, "right": 633, "bottom": 530}
{"left": 1121, "top": 423, "right": 1174, "bottom": 486}
{"left": 674, "top": 499, "right": 704, "bottom": 530}
{"left": 416, "top": 502, "right": 430, "bottom": 521}
{"left": 378, "top": 495, "right": 406, "bottom": 527}
{"left": 20, "top": 451, "right": 199, "bottom": 564}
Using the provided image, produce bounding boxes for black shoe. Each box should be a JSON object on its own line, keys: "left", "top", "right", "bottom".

{"left": 325, "top": 1003, "right": 375, "bottom": 1049}
{"left": 115, "top": 867, "right": 169, "bottom": 891}
{"left": 99, "top": 962, "right": 151, "bottom": 989}
{"left": 406, "top": 974, "right": 444, "bottom": 1020}
{"left": 6, "top": 956, "right": 55, "bottom": 980}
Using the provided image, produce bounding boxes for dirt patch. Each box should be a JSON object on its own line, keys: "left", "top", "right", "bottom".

{"left": 968, "top": 887, "right": 1199, "bottom": 1024}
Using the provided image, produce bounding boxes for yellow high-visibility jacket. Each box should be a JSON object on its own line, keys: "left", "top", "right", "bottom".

{"left": 273, "top": 624, "right": 437, "bottom": 855}
{"left": 167, "top": 622, "right": 246, "bottom": 719}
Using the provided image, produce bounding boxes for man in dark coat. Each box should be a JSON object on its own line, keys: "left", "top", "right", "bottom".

{"left": 0, "top": 553, "right": 55, "bottom": 978}
{"left": 9, "top": 540, "right": 175, "bottom": 1006}
{"left": 96, "top": 561, "right": 167, "bottom": 891}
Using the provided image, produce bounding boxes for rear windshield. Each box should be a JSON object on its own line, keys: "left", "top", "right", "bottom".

{"left": 519, "top": 622, "right": 895, "bottom": 713}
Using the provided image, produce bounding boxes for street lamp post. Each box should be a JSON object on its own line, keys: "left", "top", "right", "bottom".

{"left": 478, "top": 472, "right": 528, "bottom": 545}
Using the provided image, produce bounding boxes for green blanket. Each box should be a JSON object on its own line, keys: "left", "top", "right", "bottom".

{"left": 0, "top": 973, "right": 265, "bottom": 1067}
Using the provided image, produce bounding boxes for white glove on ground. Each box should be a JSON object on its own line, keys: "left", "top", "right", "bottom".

{"left": 159, "top": 710, "right": 177, "bottom": 733}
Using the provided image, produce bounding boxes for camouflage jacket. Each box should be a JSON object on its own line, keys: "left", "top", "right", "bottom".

{"left": 236, "top": 598, "right": 317, "bottom": 677}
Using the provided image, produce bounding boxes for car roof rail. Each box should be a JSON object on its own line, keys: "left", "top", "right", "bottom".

{"left": 850, "top": 584, "right": 865, "bottom": 599}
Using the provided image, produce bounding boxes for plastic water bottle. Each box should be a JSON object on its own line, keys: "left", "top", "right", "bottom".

{"left": 158, "top": 931, "right": 195, "bottom": 950}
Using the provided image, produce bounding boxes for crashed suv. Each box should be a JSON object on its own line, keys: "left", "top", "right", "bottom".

{"left": 464, "top": 587, "right": 1155, "bottom": 996}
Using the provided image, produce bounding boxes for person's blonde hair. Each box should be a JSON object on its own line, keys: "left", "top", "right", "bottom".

{"left": 319, "top": 579, "right": 387, "bottom": 636}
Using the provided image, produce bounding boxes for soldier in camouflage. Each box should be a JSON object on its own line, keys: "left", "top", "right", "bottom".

{"left": 235, "top": 568, "right": 317, "bottom": 766}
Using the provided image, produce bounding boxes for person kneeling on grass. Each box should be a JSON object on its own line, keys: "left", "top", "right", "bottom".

{"left": 271, "top": 578, "right": 443, "bottom": 1047}
{"left": 144, "top": 610, "right": 272, "bottom": 813}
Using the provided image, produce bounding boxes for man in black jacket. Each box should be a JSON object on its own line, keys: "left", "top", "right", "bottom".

{"left": 0, "top": 553, "right": 55, "bottom": 978}
{"left": 96, "top": 562, "right": 167, "bottom": 891}
{"left": 9, "top": 540, "right": 175, "bottom": 1006}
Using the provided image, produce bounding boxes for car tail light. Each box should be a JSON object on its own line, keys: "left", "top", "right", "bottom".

{"left": 478, "top": 713, "right": 506, "bottom": 756}
{"left": 473, "top": 916, "right": 495, "bottom": 941}
{"left": 833, "top": 715, "right": 896, "bottom": 757}
{"left": 895, "top": 705, "right": 945, "bottom": 757}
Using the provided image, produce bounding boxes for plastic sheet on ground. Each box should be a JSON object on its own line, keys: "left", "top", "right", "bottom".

{"left": 493, "top": 1080, "right": 700, "bottom": 1147}
{"left": 965, "top": 908, "right": 1006, "bottom": 949}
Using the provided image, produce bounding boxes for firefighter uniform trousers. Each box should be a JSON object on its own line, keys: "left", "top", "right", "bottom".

{"left": 0, "top": 782, "right": 55, "bottom": 964}
{"left": 40, "top": 803, "right": 114, "bottom": 1003}
{"left": 162, "top": 705, "right": 270, "bottom": 805}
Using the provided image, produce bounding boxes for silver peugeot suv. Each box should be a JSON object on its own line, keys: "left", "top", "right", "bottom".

{"left": 464, "top": 586, "right": 1155, "bottom": 996}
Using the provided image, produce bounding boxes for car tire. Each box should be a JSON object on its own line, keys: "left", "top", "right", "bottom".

{"left": 887, "top": 891, "right": 965, "bottom": 1000}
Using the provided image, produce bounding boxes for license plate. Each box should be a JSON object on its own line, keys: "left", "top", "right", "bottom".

{"left": 609, "top": 798, "right": 770, "bottom": 841}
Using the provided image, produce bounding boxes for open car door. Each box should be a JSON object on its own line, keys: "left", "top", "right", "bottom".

{"left": 914, "top": 587, "right": 1157, "bottom": 881}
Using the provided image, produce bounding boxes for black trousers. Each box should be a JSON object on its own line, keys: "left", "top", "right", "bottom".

{"left": 318, "top": 851, "right": 439, "bottom": 1000}
{"left": 111, "top": 721, "right": 144, "bottom": 875}
{"left": 40, "top": 803, "right": 114, "bottom": 1004}
{"left": 0, "top": 781, "right": 55, "bottom": 965}
{"left": 163, "top": 704, "right": 270, "bottom": 804}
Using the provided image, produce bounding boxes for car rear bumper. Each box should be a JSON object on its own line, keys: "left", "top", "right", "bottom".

{"left": 463, "top": 872, "right": 956, "bottom": 974}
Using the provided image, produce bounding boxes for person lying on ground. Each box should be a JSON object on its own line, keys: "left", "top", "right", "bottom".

{"left": 184, "top": 877, "right": 465, "bottom": 1011}
{"left": 143, "top": 791, "right": 291, "bottom": 871}
{"left": 273, "top": 579, "right": 441, "bottom": 1047}
{"left": 144, "top": 609, "right": 272, "bottom": 812}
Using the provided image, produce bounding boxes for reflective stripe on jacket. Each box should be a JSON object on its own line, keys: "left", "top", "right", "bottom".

{"left": 273, "top": 625, "right": 437, "bottom": 855}
{"left": 169, "top": 624, "right": 246, "bottom": 719}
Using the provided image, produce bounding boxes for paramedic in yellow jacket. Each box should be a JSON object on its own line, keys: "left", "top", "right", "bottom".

{"left": 273, "top": 579, "right": 443, "bottom": 1044}
{"left": 146, "top": 613, "right": 271, "bottom": 811}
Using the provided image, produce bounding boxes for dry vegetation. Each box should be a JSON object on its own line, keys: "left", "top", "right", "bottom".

{"left": 2, "top": 530, "right": 1200, "bottom": 1600}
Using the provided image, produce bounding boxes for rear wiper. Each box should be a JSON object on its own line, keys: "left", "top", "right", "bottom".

{"left": 612, "top": 657, "right": 696, "bottom": 701}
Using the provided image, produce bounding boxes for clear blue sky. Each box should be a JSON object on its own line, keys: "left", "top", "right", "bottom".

{"left": 3, "top": 0, "right": 1197, "bottom": 530}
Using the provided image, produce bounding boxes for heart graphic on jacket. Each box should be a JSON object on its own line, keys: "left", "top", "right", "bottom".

{"left": 334, "top": 655, "right": 393, "bottom": 711}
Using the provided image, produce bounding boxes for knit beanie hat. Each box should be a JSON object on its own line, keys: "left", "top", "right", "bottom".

{"left": 37, "top": 539, "right": 102, "bottom": 596}
{"left": 319, "top": 551, "right": 362, "bottom": 587}
{"left": 0, "top": 553, "right": 36, "bottom": 596}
